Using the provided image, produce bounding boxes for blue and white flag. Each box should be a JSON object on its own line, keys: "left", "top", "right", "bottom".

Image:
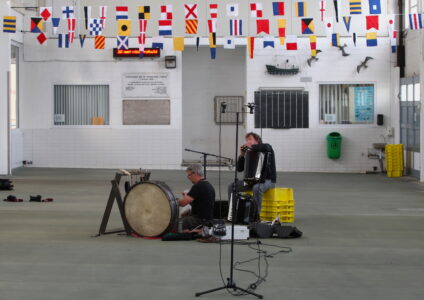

{"left": 409, "top": 13, "right": 423, "bottom": 30}
{"left": 61, "top": 6, "right": 74, "bottom": 19}
{"left": 117, "top": 36, "right": 129, "bottom": 50}
{"left": 152, "top": 36, "right": 164, "bottom": 49}
{"left": 263, "top": 36, "right": 275, "bottom": 48}
{"left": 58, "top": 33, "right": 69, "bottom": 48}
{"left": 224, "top": 36, "right": 235, "bottom": 49}
{"left": 51, "top": 18, "right": 60, "bottom": 34}
{"left": 226, "top": 4, "right": 239, "bottom": 17}
{"left": 368, "top": 0, "right": 381, "bottom": 15}
{"left": 89, "top": 18, "right": 103, "bottom": 36}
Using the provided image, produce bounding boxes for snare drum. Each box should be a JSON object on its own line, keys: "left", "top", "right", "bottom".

{"left": 124, "top": 181, "right": 178, "bottom": 237}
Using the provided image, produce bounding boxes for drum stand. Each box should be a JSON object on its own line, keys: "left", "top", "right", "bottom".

{"left": 195, "top": 111, "right": 263, "bottom": 299}
{"left": 97, "top": 169, "right": 150, "bottom": 236}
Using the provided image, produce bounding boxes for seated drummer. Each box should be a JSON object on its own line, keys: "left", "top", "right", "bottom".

{"left": 228, "top": 132, "right": 276, "bottom": 215}
{"left": 178, "top": 164, "right": 215, "bottom": 232}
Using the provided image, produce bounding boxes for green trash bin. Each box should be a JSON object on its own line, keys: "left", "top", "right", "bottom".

{"left": 327, "top": 132, "right": 342, "bottom": 159}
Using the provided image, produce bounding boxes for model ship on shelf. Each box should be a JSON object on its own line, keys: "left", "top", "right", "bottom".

{"left": 266, "top": 59, "right": 299, "bottom": 75}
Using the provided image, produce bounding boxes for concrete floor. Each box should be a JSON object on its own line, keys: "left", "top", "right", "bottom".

{"left": 1, "top": 168, "right": 424, "bottom": 300}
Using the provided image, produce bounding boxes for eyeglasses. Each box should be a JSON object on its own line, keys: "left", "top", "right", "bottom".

{"left": 187, "top": 172, "right": 195, "bottom": 177}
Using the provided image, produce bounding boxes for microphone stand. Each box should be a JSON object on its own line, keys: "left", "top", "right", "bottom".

{"left": 195, "top": 105, "right": 262, "bottom": 299}
{"left": 184, "top": 149, "right": 232, "bottom": 180}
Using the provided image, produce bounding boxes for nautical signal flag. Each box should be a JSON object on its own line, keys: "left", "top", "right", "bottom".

{"left": 208, "top": 19, "right": 217, "bottom": 33}
{"left": 138, "top": 6, "right": 151, "bottom": 20}
{"left": 301, "top": 18, "right": 314, "bottom": 34}
{"left": 333, "top": 0, "right": 340, "bottom": 22}
{"left": 84, "top": 6, "right": 91, "bottom": 29}
{"left": 210, "top": 4, "right": 218, "bottom": 19}
{"left": 331, "top": 33, "right": 340, "bottom": 47}
{"left": 390, "top": 30, "right": 397, "bottom": 53}
{"left": 95, "top": 35, "right": 105, "bottom": 49}
{"left": 173, "top": 37, "right": 185, "bottom": 51}
{"left": 89, "top": 19, "right": 102, "bottom": 36}
{"left": 37, "top": 33, "right": 47, "bottom": 45}
{"left": 263, "top": 36, "right": 275, "bottom": 48}
{"left": 369, "top": 0, "right": 381, "bottom": 14}
{"left": 79, "top": 34, "right": 86, "bottom": 48}
{"left": 40, "top": 7, "right": 52, "bottom": 22}
{"left": 52, "top": 18, "right": 60, "bottom": 34}
{"left": 256, "top": 19, "right": 270, "bottom": 34}
{"left": 250, "top": 3, "right": 263, "bottom": 18}
{"left": 325, "top": 17, "right": 334, "bottom": 37}
{"left": 117, "top": 36, "right": 129, "bottom": 50}
{"left": 310, "top": 35, "right": 317, "bottom": 56}
{"left": 320, "top": 1, "right": 326, "bottom": 21}
{"left": 224, "top": 36, "right": 235, "bottom": 49}
{"left": 3, "top": 16, "right": 16, "bottom": 33}
{"left": 247, "top": 36, "right": 255, "bottom": 59}
{"left": 161, "top": 5, "right": 173, "bottom": 20}
{"left": 30, "top": 18, "right": 44, "bottom": 33}
{"left": 185, "top": 20, "right": 198, "bottom": 34}
{"left": 158, "top": 20, "right": 172, "bottom": 36}
{"left": 118, "top": 20, "right": 131, "bottom": 36}
{"left": 295, "top": 2, "right": 307, "bottom": 17}
{"left": 62, "top": 6, "right": 74, "bottom": 19}
{"left": 409, "top": 13, "right": 423, "bottom": 30}
{"left": 152, "top": 36, "right": 164, "bottom": 49}
{"left": 286, "top": 35, "right": 298, "bottom": 50}
{"left": 116, "top": 6, "right": 128, "bottom": 20}
{"left": 366, "top": 32, "right": 377, "bottom": 46}
{"left": 209, "top": 32, "right": 217, "bottom": 59}
{"left": 185, "top": 4, "right": 198, "bottom": 19}
{"left": 366, "top": 15, "right": 379, "bottom": 30}
{"left": 99, "top": 6, "right": 107, "bottom": 29}
{"left": 58, "top": 34, "right": 69, "bottom": 48}
{"left": 388, "top": 14, "right": 395, "bottom": 31}
{"left": 67, "top": 18, "right": 76, "bottom": 44}
{"left": 272, "top": 2, "right": 285, "bottom": 16}
{"left": 343, "top": 16, "right": 352, "bottom": 32}
{"left": 349, "top": 1, "right": 362, "bottom": 15}
{"left": 139, "top": 19, "right": 148, "bottom": 33}
{"left": 230, "top": 19, "right": 243, "bottom": 36}
{"left": 227, "top": 4, "right": 239, "bottom": 17}
{"left": 277, "top": 18, "right": 287, "bottom": 45}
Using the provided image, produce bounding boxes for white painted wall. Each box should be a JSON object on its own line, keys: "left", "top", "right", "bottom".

{"left": 0, "top": 2, "right": 11, "bottom": 175}
{"left": 182, "top": 46, "right": 246, "bottom": 161}
{"left": 245, "top": 36, "right": 394, "bottom": 173}
{"left": 10, "top": 129, "right": 23, "bottom": 169}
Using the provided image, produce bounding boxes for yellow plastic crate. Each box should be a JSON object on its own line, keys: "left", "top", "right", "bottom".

{"left": 262, "top": 188, "right": 294, "bottom": 201}
{"left": 387, "top": 170, "right": 403, "bottom": 178}
{"left": 261, "top": 206, "right": 295, "bottom": 213}
{"left": 260, "top": 213, "right": 295, "bottom": 223}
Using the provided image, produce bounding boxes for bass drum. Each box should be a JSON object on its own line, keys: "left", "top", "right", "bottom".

{"left": 124, "top": 181, "right": 178, "bottom": 237}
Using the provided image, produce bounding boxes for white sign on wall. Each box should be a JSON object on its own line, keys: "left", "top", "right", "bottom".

{"left": 122, "top": 73, "right": 169, "bottom": 98}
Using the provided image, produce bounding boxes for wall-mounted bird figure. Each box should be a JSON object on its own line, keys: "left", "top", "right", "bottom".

{"left": 357, "top": 56, "right": 374, "bottom": 73}
{"left": 337, "top": 44, "right": 350, "bottom": 57}
{"left": 307, "top": 49, "right": 322, "bottom": 67}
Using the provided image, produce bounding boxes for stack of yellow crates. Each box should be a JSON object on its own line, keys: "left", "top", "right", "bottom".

{"left": 385, "top": 144, "right": 404, "bottom": 178}
{"left": 259, "top": 188, "right": 295, "bottom": 223}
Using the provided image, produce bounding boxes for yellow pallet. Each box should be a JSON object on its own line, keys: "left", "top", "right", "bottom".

{"left": 261, "top": 206, "right": 295, "bottom": 213}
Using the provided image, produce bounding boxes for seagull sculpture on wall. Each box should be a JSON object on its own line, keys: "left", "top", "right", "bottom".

{"left": 357, "top": 56, "right": 374, "bottom": 73}
{"left": 337, "top": 44, "right": 350, "bottom": 57}
{"left": 307, "top": 49, "right": 322, "bottom": 67}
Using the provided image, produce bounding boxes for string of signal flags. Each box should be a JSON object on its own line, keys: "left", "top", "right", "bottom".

{"left": 2, "top": 1, "right": 423, "bottom": 59}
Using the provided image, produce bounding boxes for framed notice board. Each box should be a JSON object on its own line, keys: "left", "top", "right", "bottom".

{"left": 123, "top": 100, "right": 170, "bottom": 125}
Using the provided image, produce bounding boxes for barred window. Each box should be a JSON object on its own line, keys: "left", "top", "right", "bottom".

{"left": 319, "top": 84, "right": 375, "bottom": 125}
{"left": 54, "top": 85, "right": 110, "bottom": 126}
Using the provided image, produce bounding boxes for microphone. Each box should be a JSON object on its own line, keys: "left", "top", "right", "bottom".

{"left": 247, "top": 103, "right": 255, "bottom": 114}
{"left": 220, "top": 102, "right": 227, "bottom": 113}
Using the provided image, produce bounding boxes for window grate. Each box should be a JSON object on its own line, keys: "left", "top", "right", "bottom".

{"left": 54, "top": 85, "right": 110, "bottom": 126}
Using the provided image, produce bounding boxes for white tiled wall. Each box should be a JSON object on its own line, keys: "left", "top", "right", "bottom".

{"left": 22, "top": 128, "right": 182, "bottom": 169}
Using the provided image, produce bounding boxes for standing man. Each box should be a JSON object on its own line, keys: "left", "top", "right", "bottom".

{"left": 228, "top": 132, "right": 276, "bottom": 216}
{"left": 179, "top": 164, "right": 215, "bottom": 231}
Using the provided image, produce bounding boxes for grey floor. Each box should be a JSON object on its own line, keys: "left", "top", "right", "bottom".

{"left": 1, "top": 168, "right": 424, "bottom": 300}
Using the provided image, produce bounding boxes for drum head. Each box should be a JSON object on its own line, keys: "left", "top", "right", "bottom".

{"left": 124, "top": 181, "right": 177, "bottom": 237}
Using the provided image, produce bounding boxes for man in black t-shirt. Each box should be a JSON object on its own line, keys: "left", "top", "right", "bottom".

{"left": 178, "top": 164, "right": 215, "bottom": 231}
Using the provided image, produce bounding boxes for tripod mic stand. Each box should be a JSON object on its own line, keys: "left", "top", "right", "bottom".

{"left": 195, "top": 107, "right": 263, "bottom": 299}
